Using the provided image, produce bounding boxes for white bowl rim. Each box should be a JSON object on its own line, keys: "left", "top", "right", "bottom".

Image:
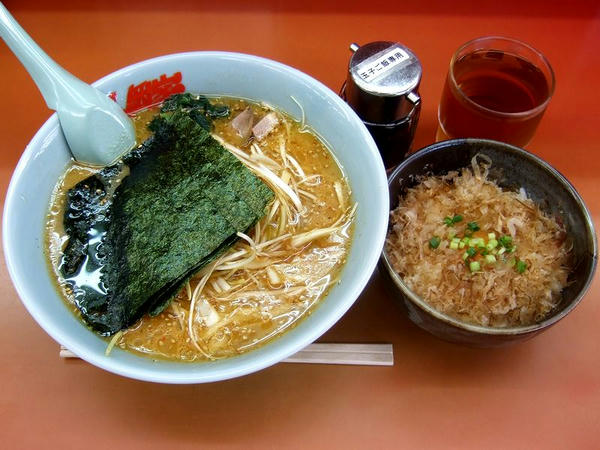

{"left": 3, "top": 51, "right": 389, "bottom": 383}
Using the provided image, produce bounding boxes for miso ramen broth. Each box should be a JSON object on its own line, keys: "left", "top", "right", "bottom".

{"left": 46, "top": 96, "right": 354, "bottom": 361}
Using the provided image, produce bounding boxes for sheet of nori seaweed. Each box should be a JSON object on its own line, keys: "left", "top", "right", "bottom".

{"left": 61, "top": 106, "right": 273, "bottom": 335}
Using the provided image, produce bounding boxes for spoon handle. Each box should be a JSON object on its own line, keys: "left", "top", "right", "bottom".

{"left": 0, "top": 2, "right": 84, "bottom": 110}
{"left": 0, "top": 3, "right": 136, "bottom": 166}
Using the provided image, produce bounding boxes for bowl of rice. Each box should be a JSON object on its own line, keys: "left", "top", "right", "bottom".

{"left": 380, "top": 138, "right": 597, "bottom": 347}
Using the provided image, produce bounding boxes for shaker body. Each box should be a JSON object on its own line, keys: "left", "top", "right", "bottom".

{"left": 343, "top": 41, "right": 422, "bottom": 167}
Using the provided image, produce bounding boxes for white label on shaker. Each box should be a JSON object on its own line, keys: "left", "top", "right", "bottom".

{"left": 355, "top": 47, "right": 410, "bottom": 83}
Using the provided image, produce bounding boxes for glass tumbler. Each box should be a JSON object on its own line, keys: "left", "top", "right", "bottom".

{"left": 436, "top": 36, "right": 555, "bottom": 147}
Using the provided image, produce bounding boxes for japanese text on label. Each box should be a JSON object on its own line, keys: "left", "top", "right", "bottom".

{"left": 355, "top": 47, "right": 410, "bottom": 83}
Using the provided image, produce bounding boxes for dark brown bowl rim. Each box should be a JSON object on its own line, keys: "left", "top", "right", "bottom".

{"left": 381, "top": 138, "right": 598, "bottom": 336}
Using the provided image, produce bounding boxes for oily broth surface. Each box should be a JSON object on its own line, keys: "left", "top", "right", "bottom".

{"left": 213, "top": 98, "right": 347, "bottom": 231}
{"left": 45, "top": 97, "right": 353, "bottom": 361}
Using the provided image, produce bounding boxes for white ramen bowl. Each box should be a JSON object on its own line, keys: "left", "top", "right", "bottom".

{"left": 3, "top": 52, "right": 388, "bottom": 383}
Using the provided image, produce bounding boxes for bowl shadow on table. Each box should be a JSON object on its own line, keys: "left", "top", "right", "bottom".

{"left": 334, "top": 268, "right": 541, "bottom": 378}
{"left": 56, "top": 268, "right": 544, "bottom": 445}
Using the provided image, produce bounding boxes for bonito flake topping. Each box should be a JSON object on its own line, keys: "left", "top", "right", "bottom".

{"left": 386, "top": 156, "right": 571, "bottom": 327}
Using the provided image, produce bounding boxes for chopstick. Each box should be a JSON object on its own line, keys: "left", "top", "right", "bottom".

{"left": 59, "top": 343, "right": 394, "bottom": 366}
{"left": 283, "top": 343, "right": 393, "bottom": 366}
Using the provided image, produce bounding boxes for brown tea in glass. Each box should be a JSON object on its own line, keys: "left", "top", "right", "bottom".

{"left": 436, "top": 36, "right": 555, "bottom": 147}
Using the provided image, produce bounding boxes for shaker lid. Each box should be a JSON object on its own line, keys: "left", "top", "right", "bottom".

{"left": 349, "top": 41, "right": 422, "bottom": 97}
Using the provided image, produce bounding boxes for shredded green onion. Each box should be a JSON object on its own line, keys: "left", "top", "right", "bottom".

{"left": 486, "top": 239, "right": 498, "bottom": 250}
{"left": 467, "top": 221, "right": 480, "bottom": 232}
{"left": 441, "top": 217, "right": 523, "bottom": 275}
{"left": 429, "top": 236, "right": 441, "bottom": 249}
{"left": 469, "top": 261, "right": 481, "bottom": 272}
{"left": 485, "top": 254, "right": 497, "bottom": 264}
{"left": 471, "top": 237, "right": 485, "bottom": 248}
{"left": 444, "top": 214, "right": 464, "bottom": 227}
{"left": 499, "top": 235, "right": 513, "bottom": 248}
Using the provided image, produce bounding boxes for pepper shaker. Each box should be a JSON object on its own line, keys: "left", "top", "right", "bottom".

{"left": 341, "top": 41, "right": 422, "bottom": 168}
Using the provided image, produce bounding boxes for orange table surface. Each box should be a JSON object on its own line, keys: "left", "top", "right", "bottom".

{"left": 1, "top": 1, "right": 599, "bottom": 448}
